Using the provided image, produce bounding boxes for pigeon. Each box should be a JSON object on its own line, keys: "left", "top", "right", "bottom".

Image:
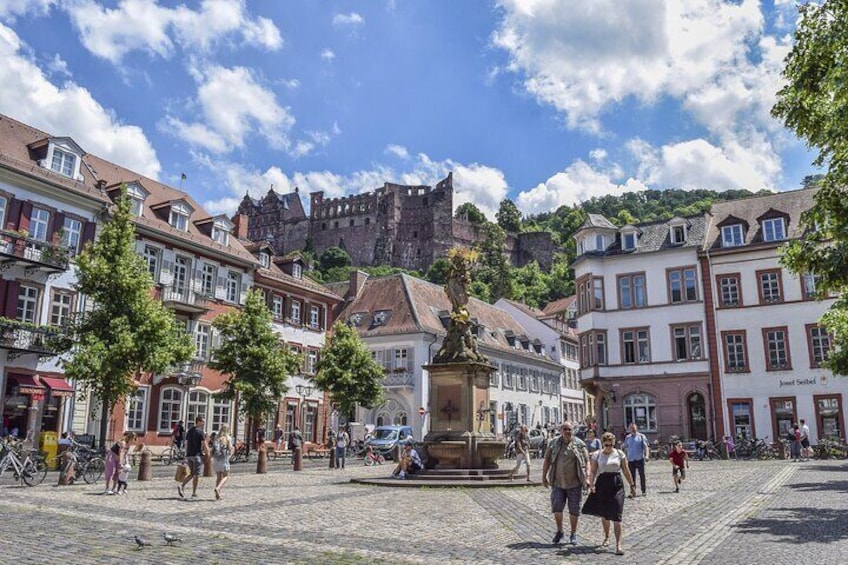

{"left": 163, "top": 532, "right": 182, "bottom": 545}
{"left": 134, "top": 536, "right": 151, "bottom": 549}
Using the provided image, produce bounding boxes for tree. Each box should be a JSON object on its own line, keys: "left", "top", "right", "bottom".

{"left": 772, "top": 0, "right": 848, "bottom": 374}
{"left": 496, "top": 199, "right": 522, "bottom": 232}
{"left": 319, "top": 246, "right": 351, "bottom": 272}
{"left": 512, "top": 261, "right": 550, "bottom": 309}
{"left": 61, "top": 188, "right": 193, "bottom": 449}
{"left": 313, "top": 322, "right": 385, "bottom": 418}
{"left": 474, "top": 223, "right": 514, "bottom": 302}
{"left": 454, "top": 202, "right": 487, "bottom": 224}
{"left": 425, "top": 257, "right": 451, "bottom": 285}
{"left": 209, "top": 289, "right": 301, "bottom": 450}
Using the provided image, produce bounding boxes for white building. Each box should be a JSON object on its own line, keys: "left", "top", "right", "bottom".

{"left": 336, "top": 272, "right": 563, "bottom": 439}
{"left": 703, "top": 189, "right": 844, "bottom": 442}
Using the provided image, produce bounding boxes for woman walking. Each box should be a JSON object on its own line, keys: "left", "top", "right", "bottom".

{"left": 585, "top": 429, "right": 602, "bottom": 454}
{"left": 581, "top": 432, "right": 636, "bottom": 556}
{"left": 211, "top": 425, "right": 232, "bottom": 500}
{"left": 104, "top": 432, "right": 136, "bottom": 495}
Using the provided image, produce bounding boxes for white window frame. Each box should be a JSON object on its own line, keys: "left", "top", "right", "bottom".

{"left": 50, "top": 290, "right": 74, "bottom": 327}
{"left": 143, "top": 245, "right": 161, "bottom": 279}
{"left": 212, "top": 226, "right": 230, "bottom": 246}
{"left": 762, "top": 218, "right": 786, "bottom": 242}
{"left": 201, "top": 263, "right": 216, "bottom": 296}
{"left": 30, "top": 207, "right": 50, "bottom": 241}
{"left": 195, "top": 323, "right": 211, "bottom": 360}
{"left": 290, "top": 299, "right": 301, "bottom": 323}
{"left": 721, "top": 224, "right": 744, "bottom": 247}
{"left": 125, "top": 387, "right": 149, "bottom": 432}
{"left": 51, "top": 147, "right": 76, "bottom": 177}
{"left": 309, "top": 305, "right": 320, "bottom": 328}
{"left": 624, "top": 393, "right": 657, "bottom": 432}
{"left": 187, "top": 389, "right": 210, "bottom": 424}
{"left": 260, "top": 252, "right": 270, "bottom": 268}
{"left": 272, "top": 295, "right": 284, "bottom": 320}
{"left": 211, "top": 398, "right": 232, "bottom": 433}
{"left": 670, "top": 224, "right": 686, "bottom": 244}
{"left": 394, "top": 348, "right": 408, "bottom": 371}
{"left": 168, "top": 203, "right": 192, "bottom": 232}
{"left": 226, "top": 271, "right": 240, "bottom": 303}
{"left": 292, "top": 263, "right": 303, "bottom": 279}
{"left": 622, "top": 232, "right": 636, "bottom": 251}
{"left": 61, "top": 217, "right": 82, "bottom": 253}
{"left": 307, "top": 349, "right": 318, "bottom": 374}
{"left": 158, "top": 387, "right": 183, "bottom": 433}
{"left": 17, "top": 285, "right": 39, "bottom": 323}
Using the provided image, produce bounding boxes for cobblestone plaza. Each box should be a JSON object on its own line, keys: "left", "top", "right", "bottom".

{"left": 0, "top": 458, "right": 845, "bottom": 564}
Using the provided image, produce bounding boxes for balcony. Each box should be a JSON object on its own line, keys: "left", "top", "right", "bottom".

{"left": 0, "top": 230, "right": 70, "bottom": 273}
{"left": 0, "top": 319, "right": 64, "bottom": 360}
{"left": 153, "top": 358, "right": 207, "bottom": 386}
{"left": 383, "top": 370, "right": 415, "bottom": 389}
{"left": 161, "top": 287, "right": 211, "bottom": 315}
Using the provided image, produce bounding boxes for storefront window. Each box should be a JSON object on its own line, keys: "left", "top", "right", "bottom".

{"left": 623, "top": 393, "right": 657, "bottom": 432}
{"left": 816, "top": 396, "right": 842, "bottom": 440}
{"left": 731, "top": 402, "right": 752, "bottom": 439}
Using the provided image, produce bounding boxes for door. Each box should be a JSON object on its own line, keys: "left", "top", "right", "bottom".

{"left": 771, "top": 397, "right": 796, "bottom": 442}
{"left": 173, "top": 256, "right": 190, "bottom": 295}
{"left": 688, "top": 393, "right": 708, "bottom": 439}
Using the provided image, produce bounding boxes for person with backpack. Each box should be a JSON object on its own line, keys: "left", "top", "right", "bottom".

{"left": 541, "top": 421, "right": 591, "bottom": 546}
{"left": 211, "top": 425, "right": 232, "bottom": 500}
{"left": 622, "top": 423, "right": 650, "bottom": 497}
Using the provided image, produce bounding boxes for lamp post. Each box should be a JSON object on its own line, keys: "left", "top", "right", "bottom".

{"left": 293, "top": 383, "right": 312, "bottom": 471}
{"left": 176, "top": 365, "right": 202, "bottom": 426}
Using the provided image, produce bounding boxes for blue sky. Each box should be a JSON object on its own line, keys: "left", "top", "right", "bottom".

{"left": 0, "top": 0, "right": 817, "bottom": 220}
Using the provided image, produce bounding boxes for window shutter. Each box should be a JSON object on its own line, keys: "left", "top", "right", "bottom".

{"left": 214, "top": 274, "right": 227, "bottom": 300}
{"left": 19, "top": 201, "right": 32, "bottom": 232}
{"left": 81, "top": 221, "right": 96, "bottom": 247}
{"left": 192, "top": 268, "right": 203, "bottom": 292}
{"left": 239, "top": 280, "right": 249, "bottom": 305}
{"left": 159, "top": 249, "right": 174, "bottom": 286}
{"left": 4, "top": 198, "right": 20, "bottom": 230}
{"left": 406, "top": 348, "right": 414, "bottom": 372}
{"left": 50, "top": 212, "right": 64, "bottom": 243}
{"left": 5, "top": 280, "right": 20, "bottom": 318}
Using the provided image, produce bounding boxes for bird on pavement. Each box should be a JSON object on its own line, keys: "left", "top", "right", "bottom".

{"left": 134, "top": 536, "right": 151, "bottom": 549}
{"left": 163, "top": 532, "right": 182, "bottom": 545}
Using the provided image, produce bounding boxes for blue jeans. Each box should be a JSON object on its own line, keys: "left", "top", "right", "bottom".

{"left": 628, "top": 458, "right": 646, "bottom": 493}
{"left": 335, "top": 446, "right": 346, "bottom": 468}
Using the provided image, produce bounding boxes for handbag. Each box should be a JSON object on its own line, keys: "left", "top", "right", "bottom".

{"left": 174, "top": 463, "right": 188, "bottom": 482}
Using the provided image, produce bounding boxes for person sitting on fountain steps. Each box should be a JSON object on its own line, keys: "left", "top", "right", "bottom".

{"left": 391, "top": 443, "right": 423, "bottom": 479}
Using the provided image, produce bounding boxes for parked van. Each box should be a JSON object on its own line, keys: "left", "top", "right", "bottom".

{"left": 365, "top": 425, "right": 414, "bottom": 455}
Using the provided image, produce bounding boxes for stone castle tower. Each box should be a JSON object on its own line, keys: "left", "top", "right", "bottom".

{"left": 237, "top": 173, "right": 558, "bottom": 272}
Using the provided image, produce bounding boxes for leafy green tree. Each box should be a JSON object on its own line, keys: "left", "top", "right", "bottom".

{"left": 425, "top": 257, "right": 451, "bottom": 285}
{"left": 319, "top": 246, "right": 351, "bottom": 271}
{"left": 512, "top": 261, "right": 549, "bottom": 308}
{"left": 772, "top": 0, "right": 848, "bottom": 374}
{"left": 496, "top": 199, "right": 522, "bottom": 233}
{"left": 314, "top": 322, "right": 385, "bottom": 418}
{"left": 210, "top": 289, "right": 302, "bottom": 450}
{"left": 454, "top": 202, "right": 487, "bottom": 224}
{"left": 474, "top": 223, "right": 514, "bottom": 302}
{"left": 545, "top": 254, "right": 575, "bottom": 302}
{"left": 61, "top": 188, "right": 193, "bottom": 449}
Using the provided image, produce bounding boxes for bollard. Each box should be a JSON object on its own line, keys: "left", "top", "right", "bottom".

{"left": 137, "top": 450, "right": 152, "bottom": 481}
{"left": 257, "top": 445, "right": 268, "bottom": 474}
{"left": 58, "top": 451, "right": 72, "bottom": 486}
{"left": 329, "top": 447, "right": 336, "bottom": 469}
{"left": 203, "top": 451, "right": 213, "bottom": 477}
{"left": 293, "top": 446, "right": 303, "bottom": 471}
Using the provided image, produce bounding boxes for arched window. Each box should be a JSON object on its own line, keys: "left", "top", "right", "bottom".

{"left": 159, "top": 387, "right": 183, "bottom": 433}
{"left": 187, "top": 390, "right": 209, "bottom": 424}
{"left": 623, "top": 393, "right": 657, "bottom": 432}
{"left": 375, "top": 399, "right": 407, "bottom": 428}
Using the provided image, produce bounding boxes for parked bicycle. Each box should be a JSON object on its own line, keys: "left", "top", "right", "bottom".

{"left": 0, "top": 438, "right": 47, "bottom": 486}
{"left": 363, "top": 444, "right": 385, "bottom": 466}
{"left": 160, "top": 443, "right": 185, "bottom": 466}
{"left": 229, "top": 440, "right": 249, "bottom": 464}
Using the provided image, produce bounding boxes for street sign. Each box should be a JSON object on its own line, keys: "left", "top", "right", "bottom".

{"left": 418, "top": 406, "right": 426, "bottom": 416}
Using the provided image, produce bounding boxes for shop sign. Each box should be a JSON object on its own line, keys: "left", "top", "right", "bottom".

{"left": 779, "top": 377, "right": 818, "bottom": 388}
{"left": 15, "top": 384, "right": 43, "bottom": 395}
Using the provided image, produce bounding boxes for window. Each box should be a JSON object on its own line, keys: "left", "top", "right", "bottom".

{"left": 290, "top": 300, "right": 301, "bottom": 323}
{"left": 0, "top": 197, "right": 5, "bottom": 227}
{"left": 61, "top": 217, "right": 83, "bottom": 254}
{"left": 271, "top": 295, "right": 284, "bottom": 320}
{"left": 307, "top": 349, "right": 318, "bottom": 374}
{"left": 580, "top": 331, "right": 608, "bottom": 367}
{"left": 51, "top": 148, "right": 76, "bottom": 177}
{"left": 211, "top": 398, "right": 231, "bottom": 433}
{"left": 595, "top": 234, "right": 605, "bottom": 250}
{"left": 802, "top": 273, "right": 821, "bottom": 300}
{"left": 309, "top": 305, "right": 320, "bottom": 328}
{"left": 195, "top": 324, "right": 211, "bottom": 360}
{"left": 17, "top": 285, "right": 39, "bottom": 323}
{"left": 718, "top": 274, "right": 741, "bottom": 307}
{"left": 30, "top": 207, "right": 50, "bottom": 241}
{"left": 225, "top": 271, "right": 240, "bottom": 303}
{"left": 259, "top": 252, "right": 270, "bottom": 268}
{"left": 723, "top": 331, "right": 748, "bottom": 372}
{"left": 617, "top": 273, "right": 646, "bottom": 309}
{"left": 126, "top": 184, "right": 147, "bottom": 216}
{"left": 763, "top": 327, "right": 791, "bottom": 370}
{"left": 730, "top": 401, "right": 753, "bottom": 439}
{"left": 158, "top": 388, "right": 183, "bottom": 432}
{"left": 762, "top": 218, "right": 786, "bottom": 242}
{"left": 50, "top": 290, "right": 74, "bottom": 327}
{"left": 621, "top": 328, "right": 650, "bottom": 364}
{"left": 292, "top": 263, "right": 302, "bottom": 279}
{"left": 672, "top": 324, "right": 702, "bottom": 361}
{"left": 211, "top": 226, "right": 230, "bottom": 246}
{"left": 667, "top": 267, "right": 697, "bottom": 303}
{"left": 622, "top": 232, "right": 636, "bottom": 251}
{"left": 125, "top": 388, "right": 148, "bottom": 432}
{"left": 129, "top": 197, "right": 143, "bottom": 217}
{"left": 624, "top": 393, "right": 657, "bottom": 432}
{"left": 722, "top": 224, "right": 744, "bottom": 247}
{"left": 671, "top": 225, "right": 686, "bottom": 244}
{"left": 201, "top": 264, "right": 216, "bottom": 296}
{"left": 169, "top": 209, "right": 189, "bottom": 231}
{"left": 143, "top": 245, "right": 160, "bottom": 279}
{"left": 807, "top": 325, "right": 831, "bottom": 368}
{"left": 758, "top": 270, "right": 783, "bottom": 304}
{"left": 187, "top": 390, "right": 209, "bottom": 424}
{"left": 394, "top": 348, "right": 409, "bottom": 371}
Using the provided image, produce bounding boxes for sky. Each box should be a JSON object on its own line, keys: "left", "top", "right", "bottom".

{"left": 0, "top": 0, "right": 817, "bottom": 221}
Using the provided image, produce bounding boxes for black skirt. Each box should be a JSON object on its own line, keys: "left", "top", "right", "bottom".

{"left": 581, "top": 472, "right": 624, "bottom": 522}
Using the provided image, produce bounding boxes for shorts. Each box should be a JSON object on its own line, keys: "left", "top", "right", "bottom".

{"left": 801, "top": 438, "right": 810, "bottom": 449}
{"left": 186, "top": 455, "right": 203, "bottom": 477}
{"left": 551, "top": 486, "right": 582, "bottom": 516}
{"left": 672, "top": 467, "right": 686, "bottom": 480}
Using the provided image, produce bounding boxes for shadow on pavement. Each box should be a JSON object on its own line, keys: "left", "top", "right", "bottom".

{"left": 506, "top": 541, "right": 559, "bottom": 550}
{"left": 800, "top": 463, "right": 848, "bottom": 473}
{"left": 790, "top": 480, "right": 848, "bottom": 494}
{"left": 733, "top": 507, "right": 848, "bottom": 544}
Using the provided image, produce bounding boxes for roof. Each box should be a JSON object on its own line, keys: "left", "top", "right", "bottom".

{"left": 576, "top": 213, "right": 618, "bottom": 232}
{"left": 254, "top": 266, "right": 343, "bottom": 303}
{"left": 541, "top": 295, "right": 576, "bottom": 316}
{"left": 340, "top": 273, "right": 561, "bottom": 366}
{"left": 703, "top": 188, "right": 818, "bottom": 251}
{"left": 498, "top": 298, "right": 545, "bottom": 319}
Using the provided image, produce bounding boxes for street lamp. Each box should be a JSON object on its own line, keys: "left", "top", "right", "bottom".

{"left": 295, "top": 384, "right": 313, "bottom": 432}
{"left": 292, "top": 383, "right": 313, "bottom": 472}
{"left": 176, "top": 364, "right": 202, "bottom": 425}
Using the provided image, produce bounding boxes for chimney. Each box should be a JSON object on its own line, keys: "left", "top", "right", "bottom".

{"left": 348, "top": 270, "right": 369, "bottom": 302}
{"left": 232, "top": 213, "right": 249, "bottom": 239}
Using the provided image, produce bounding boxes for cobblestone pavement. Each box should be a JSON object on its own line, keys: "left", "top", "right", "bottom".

{"left": 0, "top": 456, "right": 845, "bottom": 564}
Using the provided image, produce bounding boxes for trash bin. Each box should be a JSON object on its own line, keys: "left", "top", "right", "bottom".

{"left": 40, "top": 431, "right": 58, "bottom": 470}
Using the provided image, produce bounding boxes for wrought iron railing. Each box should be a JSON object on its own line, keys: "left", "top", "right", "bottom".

{"left": 0, "top": 320, "right": 64, "bottom": 357}
{"left": 0, "top": 229, "right": 70, "bottom": 270}
{"left": 383, "top": 371, "right": 415, "bottom": 388}
{"left": 161, "top": 287, "right": 211, "bottom": 309}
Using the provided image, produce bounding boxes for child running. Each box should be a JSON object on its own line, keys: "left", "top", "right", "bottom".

{"left": 669, "top": 441, "right": 689, "bottom": 493}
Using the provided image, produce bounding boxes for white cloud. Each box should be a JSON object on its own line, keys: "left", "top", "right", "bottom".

{"left": 320, "top": 48, "right": 336, "bottom": 62}
{"left": 332, "top": 12, "right": 365, "bottom": 28}
{"left": 0, "top": 23, "right": 160, "bottom": 177}
{"left": 0, "top": 0, "right": 56, "bottom": 21}
{"left": 589, "top": 148, "right": 607, "bottom": 163}
{"left": 164, "top": 64, "right": 295, "bottom": 155}
{"left": 385, "top": 144, "right": 410, "bottom": 159}
{"left": 45, "top": 53, "right": 71, "bottom": 78}
{"left": 65, "top": 0, "right": 282, "bottom": 64}
{"left": 516, "top": 160, "right": 646, "bottom": 215}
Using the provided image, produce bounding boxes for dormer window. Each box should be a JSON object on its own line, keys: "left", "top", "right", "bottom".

{"left": 721, "top": 224, "right": 744, "bottom": 247}
{"left": 211, "top": 226, "right": 229, "bottom": 246}
{"left": 126, "top": 183, "right": 149, "bottom": 217}
{"left": 622, "top": 232, "right": 637, "bottom": 251}
{"left": 762, "top": 218, "right": 786, "bottom": 242}
{"left": 259, "top": 251, "right": 270, "bottom": 268}
{"left": 169, "top": 202, "right": 192, "bottom": 232}
{"left": 51, "top": 148, "right": 76, "bottom": 177}
{"left": 595, "top": 234, "right": 605, "bottom": 250}
{"left": 671, "top": 225, "right": 686, "bottom": 244}
{"left": 292, "top": 263, "right": 302, "bottom": 279}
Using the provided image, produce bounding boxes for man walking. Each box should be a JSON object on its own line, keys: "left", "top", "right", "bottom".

{"left": 541, "top": 421, "right": 591, "bottom": 545}
{"left": 179, "top": 416, "right": 208, "bottom": 499}
{"left": 335, "top": 426, "right": 350, "bottom": 469}
{"left": 509, "top": 425, "right": 531, "bottom": 481}
{"left": 623, "top": 423, "right": 650, "bottom": 497}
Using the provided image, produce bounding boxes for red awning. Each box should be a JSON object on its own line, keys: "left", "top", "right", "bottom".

{"left": 10, "top": 375, "right": 45, "bottom": 395}
{"left": 39, "top": 376, "right": 75, "bottom": 397}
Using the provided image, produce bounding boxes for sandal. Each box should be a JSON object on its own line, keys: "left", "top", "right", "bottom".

{"left": 214, "top": 488, "right": 221, "bottom": 500}
{"left": 615, "top": 548, "right": 625, "bottom": 556}
{"left": 601, "top": 538, "right": 610, "bottom": 547}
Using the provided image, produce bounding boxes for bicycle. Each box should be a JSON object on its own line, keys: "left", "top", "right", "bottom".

{"left": 0, "top": 440, "right": 47, "bottom": 486}
{"left": 160, "top": 443, "right": 185, "bottom": 466}
{"left": 363, "top": 445, "right": 385, "bottom": 466}
{"left": 229, "top": 440, "right": 249, "bottom": 463}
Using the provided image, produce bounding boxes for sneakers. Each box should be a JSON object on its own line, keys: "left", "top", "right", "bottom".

{"left": 105, "top": 490, "right": 114, "bottom": 495}
{"left": 177, "top": 485, "right": 185, "bottom": 499}
{"left": 569, "top": 533, "right": 577, "bottom": 545}
{"left": 191, "top": 493, "right": 198, "bottom": 499}
{"left": 552, "top": 531, "right": 564, "bottom": 544}
{"left": 398, "top": 471, "right": 406, "bottom": 480}
{"left": 674, "top": 487, "right": 679, "bottom": 493}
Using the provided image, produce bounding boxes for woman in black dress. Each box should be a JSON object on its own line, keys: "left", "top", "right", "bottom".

{"left": 582, "top": 432, "right": 636, "bottom": 555}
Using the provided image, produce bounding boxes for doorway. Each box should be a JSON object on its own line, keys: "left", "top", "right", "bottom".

{"left": 688, "top": 393, "right": 708, "bottom": 439}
